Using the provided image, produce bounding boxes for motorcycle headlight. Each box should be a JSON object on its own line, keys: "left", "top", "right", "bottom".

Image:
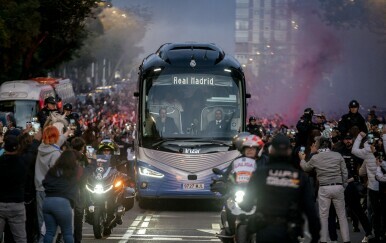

{"left": 235, "top": 190, "right": 245, "bottom": 204}
{"left": 86, "top": 184, "right": 113, "bottom": 194}
{"left": 114, "top": 180, "right": 123, "bottom": 188}
{"left": 139, "top": 167, "right": 164, "bottom": 178}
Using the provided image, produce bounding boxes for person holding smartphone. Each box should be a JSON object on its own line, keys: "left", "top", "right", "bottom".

{"left": 62, "top": 103, "right": 81, "bottom": 138}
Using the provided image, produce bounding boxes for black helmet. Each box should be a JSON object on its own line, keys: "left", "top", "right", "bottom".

{"left": 44, "top": 96, "right": 56, "bottom": 105}
{"left": 249, "top": 116, "right": 257, "bottom": 122}
{"left": 348, "top": 100, "right": 359, "bottom": 108}
{"left": 63, "top": 103, "right": 73, "bottom": 111}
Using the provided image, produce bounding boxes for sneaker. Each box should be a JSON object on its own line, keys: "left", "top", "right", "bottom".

{"left": 362, "top": 234, "right": 375, "bottom": 243}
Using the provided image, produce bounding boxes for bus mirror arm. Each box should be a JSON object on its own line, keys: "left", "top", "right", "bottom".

{"left": 246, "top": 93, "right": 251, "bottom": 99}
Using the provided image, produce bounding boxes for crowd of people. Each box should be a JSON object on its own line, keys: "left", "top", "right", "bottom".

{"left": 240, "top": 100, "right": 386, "bottom": 243}
{"left": 0, "top": 83, "right": 385, "bottom": 243}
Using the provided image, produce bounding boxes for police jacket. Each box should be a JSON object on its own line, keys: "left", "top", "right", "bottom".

{"left": 37, "top": 107, "right": 57, "bottom": 127}
{"left": 338, "top": 111, "right": 368, "bottom": 135}
{"left": 295, "top": 116, "right": 316, "bottom": 147}
{"left": 241, "top": 155, "right": 320, "bottom": 241}
{"left": 246, "top": 124, "right": 265, "bottom": 137}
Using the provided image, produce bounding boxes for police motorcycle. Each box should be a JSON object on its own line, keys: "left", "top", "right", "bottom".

{"left": 85, "top": 139, "right": 135, "bottom": 239}
{"left": 211, "top": 133, "right": 263, "bottom": 243}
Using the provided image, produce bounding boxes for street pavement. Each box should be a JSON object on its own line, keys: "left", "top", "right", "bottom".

{"left": 81, "top": 199, "right": 367, "bottom": 243}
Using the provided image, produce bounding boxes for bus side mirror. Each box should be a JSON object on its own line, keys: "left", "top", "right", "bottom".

{"left": 246, "top": 93, "right": 251, "bottom": 99}
{"left": 134, "top": 92, "right": 139, "bottom": 97}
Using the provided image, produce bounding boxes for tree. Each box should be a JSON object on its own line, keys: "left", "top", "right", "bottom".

{"left": 0, "top": 0, "right": 97, "bottom": 82}
{"left": 66, "top": 7, "right": 148, "bottom": 85}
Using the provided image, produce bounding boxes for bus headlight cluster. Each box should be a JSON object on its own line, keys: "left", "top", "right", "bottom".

{"left": 139, "top": 167, "right": 164, "bottom": 178}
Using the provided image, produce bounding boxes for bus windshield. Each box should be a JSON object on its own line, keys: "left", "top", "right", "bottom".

{"left": 141, "top": 72, "right": 242, "bottom": 147}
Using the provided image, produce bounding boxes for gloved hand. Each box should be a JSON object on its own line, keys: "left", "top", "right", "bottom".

{"left": 210, "top": 180, "right": 227, "bottom": 195}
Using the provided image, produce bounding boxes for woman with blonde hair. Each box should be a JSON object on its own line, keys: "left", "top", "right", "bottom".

{"left": 34, "top": 125, "right": 71, "bottom": 242}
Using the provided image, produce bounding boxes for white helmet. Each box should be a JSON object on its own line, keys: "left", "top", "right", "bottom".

{"left": 242, "top": 135, "right": 264, "bottom": 149}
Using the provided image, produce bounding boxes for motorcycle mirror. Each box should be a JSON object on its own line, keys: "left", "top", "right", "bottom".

{"left": 212, "top": 168, "right": 223, "bottom": 175}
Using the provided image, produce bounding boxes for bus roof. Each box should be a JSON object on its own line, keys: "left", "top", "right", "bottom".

{"left": 141, "top": 42, "right": 242, "bottom": 71}
{"left": 0, "top": 80, "right": 54, "bottom": 101}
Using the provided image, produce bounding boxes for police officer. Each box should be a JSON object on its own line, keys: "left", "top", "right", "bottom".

{"left": 240, "top": 133, "right": 321, "bottom": 243}
{"left": 62, "top": 103, "right": 81, "bottom": 137}
{"left": 246, "top": 116, "right": 265, "bottom": 137}
{"left": 338, "top": 100, "right": 368, "bottom": 136}
{"left": 37, "top": 96, "right": 57, "bottom": 127}
{"left": 295, "top": 108, "right": 317, "bottom": 148}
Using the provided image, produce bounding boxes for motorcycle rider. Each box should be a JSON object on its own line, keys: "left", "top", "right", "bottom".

{"left": 213, "top": 133, "right": 264, "bottom": 241}
{"left": 240, "top": 133, "right": 321, "bottom": 243}
{"left": 97, "top": 139, "right": 124, "bottom": 224}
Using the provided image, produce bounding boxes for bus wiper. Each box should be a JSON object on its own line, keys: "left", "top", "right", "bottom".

{"left": 152, "top": 138, "right": 178, "bottom": 147}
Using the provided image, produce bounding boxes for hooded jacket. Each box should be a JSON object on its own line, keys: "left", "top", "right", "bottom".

{"left": 34, "top": 135, "right": 66, "bottom": 191}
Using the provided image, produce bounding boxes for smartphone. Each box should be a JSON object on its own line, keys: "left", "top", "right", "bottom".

{"left": 2, "top": 127, "right": 7, "bottom": 134}
{"left": 300, "top": 146, "right": 305, "bottom": 153}
{"left": 378, "top": 124, "right": 384, "bottom": 131}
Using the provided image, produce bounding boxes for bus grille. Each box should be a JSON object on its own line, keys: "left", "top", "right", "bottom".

{"left": 141, "top": 148, "right": 240, "bottom": 173}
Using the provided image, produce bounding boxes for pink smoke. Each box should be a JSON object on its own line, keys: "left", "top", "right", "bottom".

{"left": 287, "top": 11, "right": 342, "bottom": 123}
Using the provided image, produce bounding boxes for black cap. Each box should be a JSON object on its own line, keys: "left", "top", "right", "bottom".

{"left": 349, "top": 100, "right": 359, "bottom": 108}
{"left": 63, "top": 103, "right": 73, "bottom": 111}
{"left": 304, "top": 108, "right": 314, "bottom": 117}
{"left": 4, "top": 135, "right": 18, "bottom": 152}
{"left": 343, "top": 132, "right": 353, "bottom": 140}
{"left": 45, "top": 96, "right": 56, "bottom": 105}
{"left": 249, "top": 116, "right": 257, "bottom": 122}
{"left": 271, "top": 133, "right": 291, "bottom": 151}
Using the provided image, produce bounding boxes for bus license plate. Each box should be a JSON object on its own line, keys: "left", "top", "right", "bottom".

{"left": 182, "top": 183, "right": 204, "bottom": 190}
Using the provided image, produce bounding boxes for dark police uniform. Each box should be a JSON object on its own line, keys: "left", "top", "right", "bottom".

{"left": 338, "top": 112, "right": 368, "bottom": 135}
{"left": 240, "top": 149, "right": 320, "bottom": 242}
{"left": 37, "top": 107, "right": 57, "bottom": 127}
{"left": 338, "top": 100, "right": 368, "bottom": 135}
{"left": 246, "top": 123, "right": 265, "bottom": 137}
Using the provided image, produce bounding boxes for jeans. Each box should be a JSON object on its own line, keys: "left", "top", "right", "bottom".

{"left": 36, "top": 190, "right": 46, "bottom": 243}
{"left": 318, "top": 185, "right": 350, "bottom": 242}
{"left": 73, "top": 188, "right": 86, "bottom": 243}
{"left": 43, "top": 197, "right": 74, "bottom": 243}
{"left": 368, "top": 189, "right": 381, "bottom": 238}
{"left": 0, "top": 202, "right": 27, "bottom": 243}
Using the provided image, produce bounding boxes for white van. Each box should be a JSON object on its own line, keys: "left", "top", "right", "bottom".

{"left": 0, "top": 78, "right": 75, "bottom": 128}
{"left": 0, "top": 80, "right": 56, "bottom": 128}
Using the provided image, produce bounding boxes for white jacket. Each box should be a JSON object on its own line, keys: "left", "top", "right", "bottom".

{"left": 352, "top": 133, "right": 378, "bottom": 191}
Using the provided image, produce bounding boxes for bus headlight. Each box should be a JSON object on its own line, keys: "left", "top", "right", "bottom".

{"left": 235, "top": 190, "right": 245, "bottom": 204}
{"left": 139, "top": 167, "right": 164, "bottom": 178}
